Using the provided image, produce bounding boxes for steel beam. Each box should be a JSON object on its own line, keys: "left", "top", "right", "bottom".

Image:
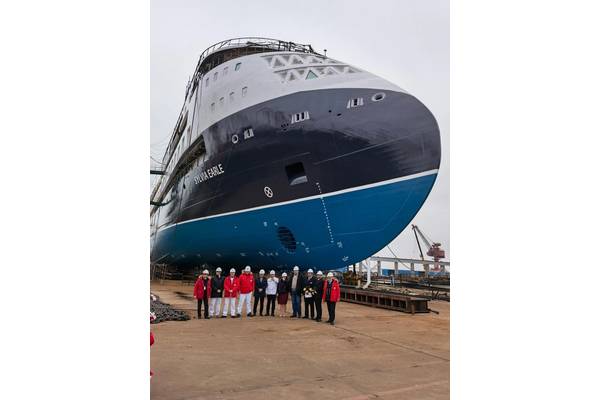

{"left": 370, "top": 256, "right": 450, "bottom": 266}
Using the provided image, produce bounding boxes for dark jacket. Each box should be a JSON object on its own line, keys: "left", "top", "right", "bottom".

{"left": 302, "top": 275, "right": 317, "bottom": 298}
{"left": 314, "top": 277, "right": 325, "bottom": 299}
{"left": 211, "top": 274, "right": 225, "bottom": 298}
{"left": 288, "top": 273, "right": 304, "bottom": 295}
{"left": 254, "top": 277, "right": 268, "bottom": 297}
{"left": 277, "top": 278, "right": 290, "bottom": 294}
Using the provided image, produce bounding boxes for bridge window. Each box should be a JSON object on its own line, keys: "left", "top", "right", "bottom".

{"left": 223, "top": 66, "right": 229, "bottom": 76}
{"left": 205, "top": 77, "right": 209, "bottom": 87}
{"left": 306, "top": 70, "right": 318, "bottom": 80}
{"left": 242, "top": 86, "right": 248, "bottom": 97}
{"left": 229, "top": 91, "right": 235, "bottom": 102}
{"left": 235, "top": 62, "right": 242, "bottom": 71}
{"left": 214, "top": 71, "right": 218, "bottom": 81}
{"left": 219, "top": 97, "right": 224, "bottom": 107}
{"left": 285, "top": 162, "right": 308, "bottom": 186}
{"left": 210, "top": 102, "right": 215, "bottom": 112}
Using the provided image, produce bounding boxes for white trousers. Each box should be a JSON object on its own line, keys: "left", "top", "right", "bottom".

{"left": 222, "top": 297, "right": 237, "bottom": 316}
{"left": 237, "top": 293, "right": 252, "bottom": 315}
{"left": 209, "top": 297, "right": 222, "bottom": 317}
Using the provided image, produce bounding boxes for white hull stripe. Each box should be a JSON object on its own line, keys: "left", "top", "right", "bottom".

{"left": 157, "top": 169, "right": 438, "bottom": 233}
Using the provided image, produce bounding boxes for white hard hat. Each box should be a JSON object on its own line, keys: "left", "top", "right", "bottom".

{"left": 293, "top": 266, "right": 299, "bottom": 271}
{"left": 216, "top": 267, "right": 222, "bottom": 272}
{"left": 327, "top": 272, "right": 334, "bottom": 277}
{"left": 259, "top": 269, "right": 265, "bottom": 274}
{"left": 230, "top": 268, "right": 236, "bottom": 273}
{"left": 244, "top": 266, "right": 251, "bottom": 272}
{"left": 307, "top": 268, "right": 314, "bottom": 273}
{"left": 269, "top": 270, "right": 275, "bottom": 275}
{"left": 317, "top": 271, "right": 323, "bottom": 276}
{"left": 282, "top": 272, "right": 288, "bottom": 277}
{"left": 202, "top": 269, "right": 209, "bottom": 274}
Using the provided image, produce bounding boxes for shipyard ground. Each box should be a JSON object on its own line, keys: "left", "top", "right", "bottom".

{"left": 151, "top": 281, "right": 449, "bottom": 400}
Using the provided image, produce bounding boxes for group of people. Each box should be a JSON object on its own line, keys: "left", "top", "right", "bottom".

{"left": 193, "top": 265, "right": 341, "bottom": 325}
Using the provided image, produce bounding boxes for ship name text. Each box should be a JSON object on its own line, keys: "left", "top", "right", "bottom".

{"left": 193, "top": 164, "right": 225, "bottom": 184}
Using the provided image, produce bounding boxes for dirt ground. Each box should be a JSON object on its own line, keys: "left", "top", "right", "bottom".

{"left": 150, "top": 281, "right": 449, "bottom": 400}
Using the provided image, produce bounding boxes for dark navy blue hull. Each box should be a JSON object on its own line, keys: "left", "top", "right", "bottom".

{"left": 151, "top": 88, "right": 441, "bottom": 270}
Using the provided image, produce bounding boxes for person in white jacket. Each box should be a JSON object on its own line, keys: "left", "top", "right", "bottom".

{"left": 265, "top": 270, "right": 279, "bottom": 317}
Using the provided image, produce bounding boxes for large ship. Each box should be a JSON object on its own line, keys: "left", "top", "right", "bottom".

{"left": 150, "top": 37, "right": 441, "bottom": 271}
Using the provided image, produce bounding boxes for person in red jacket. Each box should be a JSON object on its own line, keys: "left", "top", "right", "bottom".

{"left": 237, "top": 265, "right": 254, "bottom": 317}
{"left": 150, "top": 312, "right": 156, "bottom": 378}
{"left": 323, "top": 272, "right": 340, "bottom": 325}
{"left": 222, "top": 268, "right": 240, "bottom": 318}
{"left": 193, "top": 269, "right": 212, "bottom": 319}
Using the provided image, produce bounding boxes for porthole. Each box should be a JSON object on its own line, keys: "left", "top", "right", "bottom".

{"left": 372, "top": 92, "right": 386, "bottom": 102}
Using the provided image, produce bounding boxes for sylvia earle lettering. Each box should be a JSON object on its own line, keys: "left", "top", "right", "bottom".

{"left": 193, "top": 164, "right": 225, "bottom": 184}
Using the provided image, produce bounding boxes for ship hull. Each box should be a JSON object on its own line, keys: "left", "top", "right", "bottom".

{"left": 151, "top": 87, "right": 441, "bottom": 270}
{"left": 152, "top": 171, "right": 436, "bottom": 269}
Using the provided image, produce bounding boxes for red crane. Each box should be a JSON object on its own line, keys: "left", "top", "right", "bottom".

{"left": 411, "top": 225, "right": 446, "bottom": 272}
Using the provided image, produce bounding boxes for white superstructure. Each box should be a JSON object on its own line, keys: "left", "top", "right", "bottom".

{"left": 151, "top": 38, "right": 404, "bottom": 205}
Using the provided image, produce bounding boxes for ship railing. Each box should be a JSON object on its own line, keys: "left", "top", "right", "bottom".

{"left": 192, "top": 37, "right": 317, "bottom": 80}
{"left": 199, "top": 37, "right": 315, "bottom": 66}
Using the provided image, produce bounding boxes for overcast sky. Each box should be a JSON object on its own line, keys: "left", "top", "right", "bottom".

{"left": 151, "top": 0, "right": 449, "bottom": 267}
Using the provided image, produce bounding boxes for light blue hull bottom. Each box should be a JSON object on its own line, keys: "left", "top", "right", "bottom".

{"left": 151, "top": 173, "right": 437, "bottom": 271}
